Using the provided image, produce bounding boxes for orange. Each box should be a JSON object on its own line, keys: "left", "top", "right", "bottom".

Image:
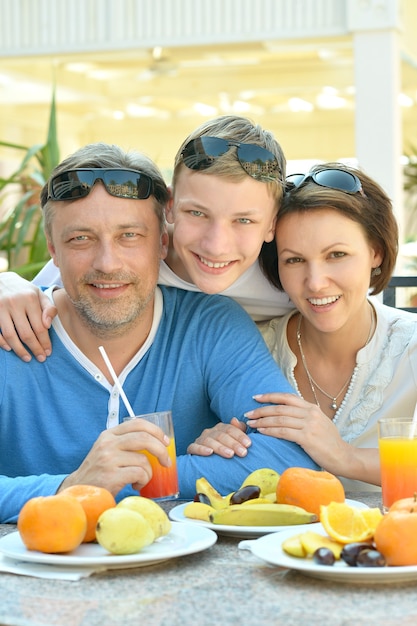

{"left": 320, "top": 502, "right": 375, "bottom": 544}
{"left": 389, "top": 494, "right": 417, "bottom": 514}
{"left": 374, "top": 510, "right": 417, "bottom": 566}
{"left": 17, "top": 494, "right": 87, "bottom": 553}
{"left": 59, "top": 485, "right": 116, "bottom": 542}
{"left": 276, "top": 467, "right": 345, "bottom": 518}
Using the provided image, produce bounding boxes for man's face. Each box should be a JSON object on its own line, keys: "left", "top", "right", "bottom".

{"left": 47, "top": 183, "right": 168, "bottom": 335}
{"left": 166, "top": 168, "right": 277, "bottom": 294}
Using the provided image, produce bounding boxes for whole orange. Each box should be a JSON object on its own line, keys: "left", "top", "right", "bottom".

{"left": 389, "top": 494, "right": 417, "bottom": 514}
{"left": 18, "top": 494, "right": 87, "bottom": 553}
{"left": 374, "top": 510, "right": 417, "bottom": 566}
{"left": 276, "top": 467, "right": 345, "bottom": 518}
{"left": 59, "top": 485, "right": 116, "bottom": 542}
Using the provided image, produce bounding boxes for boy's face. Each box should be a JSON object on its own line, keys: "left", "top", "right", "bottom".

{"left": 166, "top": 168, "right": 277, "bottom": 294}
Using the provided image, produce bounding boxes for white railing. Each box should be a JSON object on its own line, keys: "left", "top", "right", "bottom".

{"left": 0, "top": 0, "right": 349, "bottom": 56}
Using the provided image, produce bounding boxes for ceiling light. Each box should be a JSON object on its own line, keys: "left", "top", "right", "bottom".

{"left": 288, "top": 97, "right": 314, "bottom": 112}
{"left": 65, "top": 62, "right": 95, "bottom": 73}
{"left": 126, "top": 103, "right": 170, "bottom": 119}
{"left": 193, "top": 102, "right": 218, "bottom": 115}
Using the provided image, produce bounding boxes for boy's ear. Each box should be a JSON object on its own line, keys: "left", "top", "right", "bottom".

{"left": 264, "top": 214, "right": 277, "bottom": 243}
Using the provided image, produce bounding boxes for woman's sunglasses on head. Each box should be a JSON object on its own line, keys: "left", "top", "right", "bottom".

{"left": 181, "top": 136, "right": 282, "bottom": 181}
{"left": 286, "top": 168, "right": 366, "bottom": 197}
{"left": 47, "top": 168, "right": 154, "bottom": 201}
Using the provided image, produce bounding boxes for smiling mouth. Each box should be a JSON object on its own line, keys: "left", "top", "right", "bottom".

{"left": 198, "top": 255, "right": 234, "bottom": 269}
{"left": 308, "top": 296, "right": 341, "bottom": 306}
{"left": 92, "top": 283, "right": 125, "bottom": 289}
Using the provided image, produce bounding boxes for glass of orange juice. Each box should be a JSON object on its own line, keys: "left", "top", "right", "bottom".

{"left": 378, "top": 417, "right": 417, "bottom": 512}
{"left": 124, "top": 411, "right": 179, "bottom": 501}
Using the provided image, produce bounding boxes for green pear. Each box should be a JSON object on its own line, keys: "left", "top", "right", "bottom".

{"left": 117, "top": 496, "right": 171, "bottom": 539}
{"left": 239, "top": 468, "right": 280, "bottom": 496}
{"left": 96, "top": 507, "right": 155, "bottom": 555}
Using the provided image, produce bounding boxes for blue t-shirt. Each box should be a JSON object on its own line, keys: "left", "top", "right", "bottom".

{"left": 0, "top": 286, "right": 317, "bottom": 522}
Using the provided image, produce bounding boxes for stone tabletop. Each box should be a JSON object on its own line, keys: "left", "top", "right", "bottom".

{"left": 1, "top": 493, "right": 417, "bottom": 626}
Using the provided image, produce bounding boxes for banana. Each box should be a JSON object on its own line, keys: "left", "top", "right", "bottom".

{"left": 195, "top": 477, "right": 229, "bottom": 510}
{"left": 209, "top": 503, "right": 317, "bottom": 526}
{"left": 300, "top": 531, "right": 343, "bottom": 559}
{"left": 183, "top": 501, "right": 215, "bottom": 522}
{"left": 281, "top": 534, "right": 307, "bottom": 558}
{"left": 282, "top": 531, "right": 343, "bottom": 559}
{"left": 239, "top": 468, "right": 280, "bottom": 496}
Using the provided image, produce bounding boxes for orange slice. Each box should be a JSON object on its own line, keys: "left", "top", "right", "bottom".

{"left": 360, "top": 507, "right": 383, "bottom": 534}
{"left": 320, "top": 502, "right": 374, "bottom": 544}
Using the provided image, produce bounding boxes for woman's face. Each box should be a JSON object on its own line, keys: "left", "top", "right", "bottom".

{"left": 166, "top": 168, "right": 277, "bottom": 293}
{"left": 276, "top": 208, "right": 382, "bottom": 333}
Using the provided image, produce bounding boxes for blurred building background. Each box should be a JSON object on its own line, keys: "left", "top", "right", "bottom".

{"left": 0, "top": 0, "right": 417, "bottom": 246}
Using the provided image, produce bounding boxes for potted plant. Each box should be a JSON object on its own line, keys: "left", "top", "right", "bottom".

{"left": 0, "top": 90, "right": 60, "bottom": 279}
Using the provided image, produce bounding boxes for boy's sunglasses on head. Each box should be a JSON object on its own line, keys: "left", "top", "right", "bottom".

{"left": 181, "top": 136, "right": 281, "bottom": 181}
{"left": 286, "top": 169, "right": 366, "bottom": 197}
{"left": 47, "top": 168, "right": 154, "bottom": 201}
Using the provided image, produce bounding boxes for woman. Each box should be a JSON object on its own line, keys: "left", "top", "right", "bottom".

{"left": 190, "top": 163, "right": 417, "bottom": 492}
{"left": 249, "top": 164, "right": 417, "bottom": 491}
{"left": 0, "top": 115, "right": 292, "bottom": 361}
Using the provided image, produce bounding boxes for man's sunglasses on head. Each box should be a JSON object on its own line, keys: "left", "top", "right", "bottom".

{"left": 47, "top": 168, "right": 154, "bottom": 201}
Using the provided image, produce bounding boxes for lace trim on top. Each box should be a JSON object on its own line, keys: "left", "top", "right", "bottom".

{"left": 265, "top": 301, "right": 417, "bottom": 444}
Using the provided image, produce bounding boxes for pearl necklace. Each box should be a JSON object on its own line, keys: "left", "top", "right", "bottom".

{"left": 296, "top": 305, "right": 375, "bottom": 411}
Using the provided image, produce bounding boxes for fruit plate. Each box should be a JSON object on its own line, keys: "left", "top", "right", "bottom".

{"left": 0, "top": 522, "right": 217, "bottom": 569}
{"left": 168, "top": 499, "right": 368, "bottom": 539}
{"left": 239, "top": 525, "right": 417, "bottom": 584}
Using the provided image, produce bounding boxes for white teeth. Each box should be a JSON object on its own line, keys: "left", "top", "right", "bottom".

{"left": 308, "top": 296, "right": 340, "bottom": 306}
{"left": 199, "top": 256, "right": 231, "bottom": 269}
{"left": 93, "top": 283, "right": 124, "bottom": 289}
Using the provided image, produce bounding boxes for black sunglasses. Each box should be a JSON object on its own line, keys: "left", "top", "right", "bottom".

{"left": 286, "top": 169, "right": 366, "bottom": 197}
{"left": 47, "top": 168, "right": 154, "bottom": 201}
{"left": 181, "top": 136, "right": 281, "bottom": 181}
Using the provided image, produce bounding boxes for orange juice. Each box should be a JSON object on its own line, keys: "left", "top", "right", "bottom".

{"left": 378, "top": 436, "right": 417, "bottom": 510}
{"left": 139, "top": 437, "right": 179, "bottom": 500}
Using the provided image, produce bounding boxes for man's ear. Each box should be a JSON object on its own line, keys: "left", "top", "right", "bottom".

{"left": 160, "top": 230, "right": 169, "bottom": 260}
{"left": 165, "top": 186, "right": 175, "bottom": 224}
{"left": 46, "top": 238, "right": 58, "bottom": 266}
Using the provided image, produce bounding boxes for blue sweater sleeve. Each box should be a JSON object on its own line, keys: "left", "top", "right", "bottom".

{"left": 0, "top": 475, "right": 68, "bottom": 523}
{"left": 176, "top": 433, "right": 319, "bottom": 499}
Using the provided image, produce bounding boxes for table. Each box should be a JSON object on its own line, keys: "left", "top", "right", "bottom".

{"left": 1, "top": 492, "right": 416, "bottom": 626}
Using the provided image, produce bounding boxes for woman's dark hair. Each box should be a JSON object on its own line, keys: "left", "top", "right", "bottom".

{"left": 259, "top": 162, "right": 399, "bottom": 295}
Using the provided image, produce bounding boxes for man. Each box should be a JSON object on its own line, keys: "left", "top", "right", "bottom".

{"left": 0, "top": 142, "right": 317, "bottom": 522}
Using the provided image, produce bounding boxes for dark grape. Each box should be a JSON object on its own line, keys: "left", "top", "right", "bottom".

{"left": 313, "top": 547, "right": 335, "bottom": 566}
{"left": 229, "top": 484, "right": 261, "bottom": 505}
{"left": 356, "top": 549, "right": 386, "bottom": 568}
{"left": 193, "top": 493, "right": 211, "bottom": 505}
{"left": 340, "top": 542, "right": 373, "bottom": 567}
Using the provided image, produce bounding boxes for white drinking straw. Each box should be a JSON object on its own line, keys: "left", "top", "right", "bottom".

{"left": 410, "top": 402, "right": 417, "bottom": 439}
{"left": 98, "top": 345, "right": 135, "bottom": 418}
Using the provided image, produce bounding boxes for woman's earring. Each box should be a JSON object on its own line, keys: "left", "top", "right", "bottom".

{"left": 371, "top": 266, "right": 382, "bottom": 277}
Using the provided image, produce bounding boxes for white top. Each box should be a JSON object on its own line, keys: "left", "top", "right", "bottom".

{"left": 33, "top": 258, "right": 293, "bottom": 321}
{"left": 259, "top": 298, "right": 417, "bottom": 492}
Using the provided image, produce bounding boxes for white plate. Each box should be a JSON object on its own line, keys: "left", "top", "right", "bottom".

{"left": 0, "top": 522, "right": 217, "bottom": 569}
{"left": 168, "top": 499, "right": 368, "bottom": 539}
{"left": 239, "top": 525, "right": 417, "bottom": 584}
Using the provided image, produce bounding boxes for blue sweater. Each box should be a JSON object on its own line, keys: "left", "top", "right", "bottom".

{"left": 0, "top": 286, "right": 317, "bottom": 522}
